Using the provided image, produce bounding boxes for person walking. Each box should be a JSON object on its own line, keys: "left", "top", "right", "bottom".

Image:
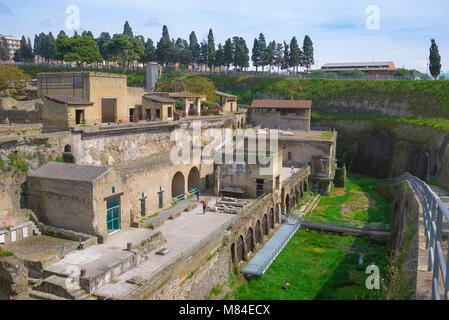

{"left": 3, "top": 116, "right": 10, "bottom": 125}
{"left": 196, "top": 189, "right": 200, "bottom": 202}
{"left": 291, "top": 165, "right": 295, "bottom": 177}
{"left": 202, "top": 201, "right": 207, "bottom": 215}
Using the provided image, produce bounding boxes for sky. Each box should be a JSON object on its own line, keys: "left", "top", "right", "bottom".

{"left": 1, "top": 0, "right": 448, "bottom": 73}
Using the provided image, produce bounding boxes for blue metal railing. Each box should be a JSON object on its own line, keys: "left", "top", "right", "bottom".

{"left": 171, "top": 194, "right": 185, "bottom": 204}
{"left": 380, "top": 172, "right": 449, "bottom": 300}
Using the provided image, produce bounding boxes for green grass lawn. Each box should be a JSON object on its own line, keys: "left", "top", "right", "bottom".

{"left": 303, "top": 173, "right": 390, "bottom": 229}
{"left": 232, "top": 229, "right": 387, "bottom": 300}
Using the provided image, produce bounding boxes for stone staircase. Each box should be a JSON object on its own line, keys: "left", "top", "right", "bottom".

{"left": 29, "top": 275, "right": 97, "bottom": 300}
{"left": 29, "top": 221, "right": 41, "bottom": 236}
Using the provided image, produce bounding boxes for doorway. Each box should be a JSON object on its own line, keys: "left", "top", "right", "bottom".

{"left": 106, "top": 197, "right": 121, "bottom": 233}
{"left": 75, "top": 110, "right": 84, "bottom": 125}
{"left": 256, "top": 179, "right": 264, "bottom": 197}
{"left": 101, "top": 98, "right": 117, "bottom": 123}
{"left": 129, "top": 108, "right": 135, "bottom": 122}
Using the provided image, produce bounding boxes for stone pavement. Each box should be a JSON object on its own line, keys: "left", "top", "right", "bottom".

{"left": 92, "top": 200, "right": 234, "bottom": 299}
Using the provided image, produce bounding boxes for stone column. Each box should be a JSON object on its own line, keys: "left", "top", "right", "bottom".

{"left": 183, "top": 100, "right": 189, "bottom": 118}
{"left": 196, "top": 99, "right": 201, "bottom": 117}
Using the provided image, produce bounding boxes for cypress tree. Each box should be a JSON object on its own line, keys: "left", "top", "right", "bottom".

{"left": 302, "top": 35, "right": 314, "bottom": 73}
{"left": 289, "top": 36, "right": 301, "bottom": 73}
{"left": 251, "top": 38, "right": 260, "bottom": 71}
{"left": 189, "top": 31, "right": 200, "bottom": 70}
{"left": 123, "top": 21, "right": 133, "bottom": 37}
{"left": 429, "top": 38, "right": 441, "bottom": 80}
{"left": 156, "top": 25, "right": 174, "bottom": 66}
{"left": 207, "top": 29, "right": 215, "bottom": 71}
{"left": 223, "top": 38, "right": 233, "bottom": 70}
{"left": 258, "top": 33, "right": 267, "bottom": 71}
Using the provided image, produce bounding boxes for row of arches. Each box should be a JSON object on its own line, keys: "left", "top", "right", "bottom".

{"left": 171, "top": 166, "right": 200, "bottom": 199}
{"left": 232, "top": 205, "right": 281, "bottom": 263}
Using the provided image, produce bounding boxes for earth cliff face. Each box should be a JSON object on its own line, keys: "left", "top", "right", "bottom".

{"left": 313, "top": 119, "right": 449, "bottom": 187}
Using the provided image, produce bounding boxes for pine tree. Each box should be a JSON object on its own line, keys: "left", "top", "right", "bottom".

{"left": 301, "top": 35, "right": 314, "bottom": 73}
{"left": 265, "top": 41, "right": 276, "bottom": 72}
{"left": 0, "top": 37, "right": 9, "bottom": 61}
{"left": 251, "top": 38, "right": 260, "bottom": 71}
{"left": 233, "top": 37, "right": 249, "bottom": 71}
{"left": 429, "top": 38, "right": 441, "bottom": 80}
{"left": 281, "top": 41, "right": 290, "bottom": 71}
{"left": 199, "top": 41, "right": 209, "bottom": 69}
{"left": 223, "top": 38, "right": 233, "bottom": 70}
{"left": 215, "top": 43, "right": 224, "bottom": 71}
{"left": 207, "top": 29, "right": 215, "bottom": 71}
{"left": 141, "top": 38, "right": 156, "bottom": 63}
{"left": 96, "top": 32, "right": 112, "bottom": 62}
{"left": 274, "top": 42, "right": 283, "bottom": 72}
{"left": 123, "top": 21, "right": 133, "bottom": 38}
{"left": 189, "top": 31, "right": 200, "bottom": 70}
{"left": 14, "top": 36, "right": 34, "bottom": 62}
{"left": 258, "top": 33, "right": 267, "bottom": 72}
{"left": 289, "top": 36, "right": 301, "bottom": 73}
{"left": 156, "top": 25, "right": 174, "bottom": 66}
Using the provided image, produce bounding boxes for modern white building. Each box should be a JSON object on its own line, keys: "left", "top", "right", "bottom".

{"left": 0, "top": 35, "right": 21, "bottom": 60}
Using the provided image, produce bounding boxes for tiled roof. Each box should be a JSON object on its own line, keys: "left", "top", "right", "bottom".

{"left": 28, "top": 162, "right": 111, "bottom": 182}
{"left": 44, "top": 95, "right": 94, "bottom": 106}
{"left": 216, "top": 91, "right": 237, "bottom": 98}
{"left": 250, "top": 100, "right": 312, "bottom": 109}
{"left": 143, "top": 95, "right": 175, "bottom": 103}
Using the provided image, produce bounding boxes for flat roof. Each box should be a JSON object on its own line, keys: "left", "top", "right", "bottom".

{"left": 29, "top": 162, "right": 111, "bottom": 182}
{"left": 168, "top": 91, "right": 205, "bottom": 99}
{"left": 143, "top": 95, "right": 175, "bottom": 104}
{"left": 216, "top": 91, "right": 237, "bottom": 98}
{"left": 250, "top": 100, "right": 312, "bottom": 109}
{"left": 44, "top": 95, "right": 94, "bottom": 106}
{"left": 322, "top": 61, "right": 395, "bottom": 68}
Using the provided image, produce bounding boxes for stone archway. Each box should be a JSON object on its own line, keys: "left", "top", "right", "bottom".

{"left": 275, "top": 204, "right": 280, "bottom": 223}
{"left": 236, "top": 235, "right": 244, "bottom": 262}
{"left": 262, "top": 214, "right": 268, "bottom": 236}
{"left": 285, "top": 194, "right": 290, "bottom": 214}
{"left": 270, "top": 208, "right": 274, "bottom": 229}
{"left": 171, "top": 171, "right": 185, "bottom": 198}
{"left": 187, "top": 166, "right": 200, "bottom": 191}
{"left": 246, "top": 228, "right": 254, "bottom": 252}
{"left": 255, "top": 220, "right": 261, "bottom": 243}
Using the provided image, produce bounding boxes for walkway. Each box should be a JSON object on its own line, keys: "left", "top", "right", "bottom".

{"left": 241, "top": 216, "right": 301, "bottom": 277}
{"left": 92, "top": 201, "right": 235, "bottom": 299}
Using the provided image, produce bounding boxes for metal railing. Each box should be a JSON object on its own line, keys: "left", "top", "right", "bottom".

{"left": 380, "top": 172, "right": 449, "bottom": 300}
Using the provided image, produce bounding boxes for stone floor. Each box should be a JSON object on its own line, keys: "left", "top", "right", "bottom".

{"left": 92, "top": 200, "right": 235, "bottom": 299}
{"left": 3, "top": 235, "right": 79, "bottom": 262}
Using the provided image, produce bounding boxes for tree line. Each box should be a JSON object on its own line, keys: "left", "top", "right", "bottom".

{"left": 8, "top": 22, "right": 314, "bottom": 73}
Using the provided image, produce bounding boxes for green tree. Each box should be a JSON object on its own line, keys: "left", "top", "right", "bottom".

{"left": 215, "top": 43, "right": 224, "bottom": 71}
{"left": 233, "top": 37, "right": 249, "bottom": 71}
{"left": 429, "top": 38, "right": 441, "bottom": 80}
{"left": 123, "top": 21, "right": 134, "bottom": 38}
{"left": 258, "top": 33, "right": 267, "bottom": 71}
{"left": 289, "top": 36, "right": 301, "bottom": 73}
{"left": 14, "top": 36, "right": 34, "bottom": 62}
{"left": 106, "top": 33, "right": 144, "bottom": 71}
{"left": 0, "top": 64, "right": 31, "bottom": 91}
{"left": 281, "top": 41, "right": 290, "bottom": 71}
{"left": 301, "top": 35, "right": 314, "bottom": 72}
{"left": 251, "top": 38, "right": 260, "bottom": 71}
{"left": 95, "top": 32, "right": 112, "bottom": 62}
{"left": 274, "top": 42, "right": 283, "bottom": 72}
{"left": 223, "top": 38, "right": 233, "bottom": 70}
{"left": 199, "top": 41, "right": 208, "bottom": 68}
{"left": 56, "top": 33, "right": 103, "bottom": 67}
{"left": 0, "top": 37, "right": 9, "bottom": 61}
{"left": 156, "top": 25, "right": 174, "bottom": 66}
{"left": 207, "top": 29, "right": 215, "bottom": 71}
{"left": 265, "top": 41, "right": 276, "bottom": 72}
{"left": 189, "top": 31, "right": 200, "bottom": 70}
{"left": 141, "top": 38, "right": 156, "bottom": 63}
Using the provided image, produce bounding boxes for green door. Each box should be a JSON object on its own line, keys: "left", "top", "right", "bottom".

{"left": 106, "top": 197, "right": 121, "bottom": 233}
